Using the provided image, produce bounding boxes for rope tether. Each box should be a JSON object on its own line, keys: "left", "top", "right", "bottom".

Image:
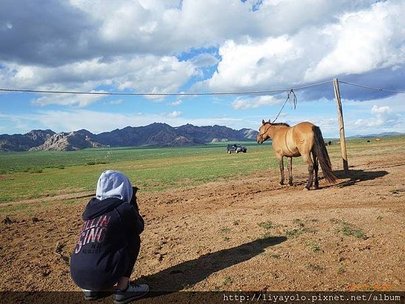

{"left": 272, "top": 89, "right": 297, "bottom": 123}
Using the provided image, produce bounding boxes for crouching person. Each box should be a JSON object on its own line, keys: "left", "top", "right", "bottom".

{"left": 70, "top": 170, "right": 149, "bottom": 303}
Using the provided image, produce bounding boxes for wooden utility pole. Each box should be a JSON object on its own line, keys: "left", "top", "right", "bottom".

{"left": 333, "top": 78, "right": 349, "bottom": 174}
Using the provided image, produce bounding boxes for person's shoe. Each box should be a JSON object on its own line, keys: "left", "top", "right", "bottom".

{"left": 82, "top": 289, "right": 112, "bottom": 301}
{"left": 82, "top": 289, "right": 101, "bottom": 300}
{"left": 113, "top": 283, "right": 149, "bottom": 304}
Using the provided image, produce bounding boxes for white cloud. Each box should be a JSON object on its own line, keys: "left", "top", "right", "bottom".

{"left": 232, "top": 95, "right": 282, "bottom": 110}
{"left": 371, "top": 105, "right": 391, "bottom": 114}
{"left": 0, "top": 109, "right": 249, "bottom": 134}
{"left": 1, "top": 0, "right": 403, "bottom": 100}
{"left": 190, "top": 53, "right": 219, "bottom": 68}
{"left": 115, "top": 56, "right": 196, "bottom": 95}
{"left": 171, "top": 99, "right": 183, "bottom": 106}
{"left": 34, "top": 110, "right": 140, "bottom": 133}
{"left": 305, "top": 1, "right": 405, "bottom": 81}
{"left": 346, "top": 94, "right": 405, "bottom": 134}
{"left": 0, "top": 110, "right": 161, "bottom": 134}
{"left": 33, "top": 92, "right": 105, "bottom": 107}
{"left": 1, "top": 0, "right": 375, "bottom": 65}
{"left": 167, "top": 111, "right": 182, "bottom": 118}
{"left": 355, "top": 104, "right": 399, "bottom": 128}
{"left": 207, "top": 36, "right": 298, "bottom": 91}
{"left": 196, "top": 1, "right": 405, "bottom": 93}
{"left": 67, "top": 0, "right": 248, "bottom": 56}
{"left": 0, "top": 0, "right": 404, "bottom": 137}
{"left": 0, "top": 55, "right": 197, "bottom": 105}
{"left": 109, "top": 99, "right": 123, "bottom": 105}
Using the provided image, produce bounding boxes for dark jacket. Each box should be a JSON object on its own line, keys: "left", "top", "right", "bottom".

{"left": 70, "top": 197, "right": 144, "bottom": 290}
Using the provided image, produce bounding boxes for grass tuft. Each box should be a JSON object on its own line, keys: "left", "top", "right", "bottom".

{"left": 258, "top": 221, "right": 273, "bottom": 230}
{"left": 340, "top": 221, "right": 367, "bottom": 239}
{"left": 306, "top": 240, "right": 321, "bottom": 252}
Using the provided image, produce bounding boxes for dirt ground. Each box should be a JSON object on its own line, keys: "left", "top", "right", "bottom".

{"left": 0, "top": 145, "right": 404, "bottom": 293}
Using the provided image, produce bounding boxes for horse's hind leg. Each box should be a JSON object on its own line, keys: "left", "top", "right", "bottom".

{"left": 302, "top": 153, "right": 314, "bottom": 190}
{"left": 278, "top": 156, "right": 285, "bottom": 185}
{"left": 312, "top": 151, "right": 319, "bottom": 189}
{"left": 287, "top": 157, "right": 293, "bottom": 186}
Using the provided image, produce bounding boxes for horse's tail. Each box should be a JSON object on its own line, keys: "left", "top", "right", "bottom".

{"left": 312, "top": 126, "right": 336, "bottom": 183}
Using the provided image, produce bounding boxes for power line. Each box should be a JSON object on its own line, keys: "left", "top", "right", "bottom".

{"left": 339, "top": 80, "right": 405, "bottom": 94}
{"left": 0, "top": 87, "right": 283, "bottom": 96}
{"left": 0, "top": 79, "right": 402, "bottom": 96}
{"left": 0, "top": 80, "right": 332, "bottom": 97}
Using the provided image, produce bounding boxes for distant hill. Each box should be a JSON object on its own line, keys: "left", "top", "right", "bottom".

{"left": 29, "top": 129, "right": 103, "bottom": 151}
{"left": 0, "top": 123, "right": 259, "bottom": 151}
{"left": 348, "top": 132, "right": 404, "bottom": 139}
{"left": 0, "top": 129, "right": 55, "bottom": 151}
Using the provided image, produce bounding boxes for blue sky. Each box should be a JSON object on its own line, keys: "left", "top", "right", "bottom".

{"left": 0, "top": 0, "right": 404, "bottom": 137}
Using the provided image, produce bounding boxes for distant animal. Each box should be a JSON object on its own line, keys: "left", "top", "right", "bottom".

{"left": 257, "top": 120, "right": 336, "bottom": 190}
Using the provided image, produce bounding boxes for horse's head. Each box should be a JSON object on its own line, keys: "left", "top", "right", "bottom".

{"left": 257, "top": 119, "right": 272, "bottom": 144}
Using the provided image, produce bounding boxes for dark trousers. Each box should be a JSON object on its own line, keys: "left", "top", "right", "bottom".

{"left": 124, "top": 238, "right": 140, "bottom": 278}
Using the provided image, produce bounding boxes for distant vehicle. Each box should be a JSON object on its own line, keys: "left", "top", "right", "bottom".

{"left": 227, "top": 144, "right": 247, "bottom": 154}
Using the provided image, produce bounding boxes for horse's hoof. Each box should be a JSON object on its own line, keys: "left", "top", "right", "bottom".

{"left": 303, "top": 187, "right": 309, "bottom": 191}
{"left": 279, "top": 182, "right": 284, "bottom": 186}
{"left": 288, "top": 182, "right": 293, "bottom": 186}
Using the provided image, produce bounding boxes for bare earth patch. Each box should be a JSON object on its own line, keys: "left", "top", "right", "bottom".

{"left": 0, "top": 152, "right": 404, "bottom": 292}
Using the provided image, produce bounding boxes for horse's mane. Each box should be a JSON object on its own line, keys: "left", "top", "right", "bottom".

{"left": 265, "top": 122, "right": 290, "bottom": 127}
{"left": 273, "top": 122, "right": 290, "bottom": 127}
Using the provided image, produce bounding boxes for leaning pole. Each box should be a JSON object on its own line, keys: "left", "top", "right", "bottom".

{"left": 333, "top": 78, "right": 349, "bottom": 175}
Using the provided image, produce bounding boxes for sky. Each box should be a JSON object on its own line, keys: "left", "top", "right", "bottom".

{"left": 0, "top": 0, "right": 404, "bottom": 137}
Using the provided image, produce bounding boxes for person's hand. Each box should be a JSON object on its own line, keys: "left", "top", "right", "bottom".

{"left": 131, "top": 186, "right": 140, "bottom": 210}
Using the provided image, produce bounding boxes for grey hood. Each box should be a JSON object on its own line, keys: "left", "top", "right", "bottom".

{"left": 95, "top": 170, "right": 133, "bottom": 202}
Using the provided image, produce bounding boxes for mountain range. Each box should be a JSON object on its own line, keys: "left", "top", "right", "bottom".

{"left": 347, "top": 132, "right": 404, "bottom": 139}
{"left": 0, "top": 123, "right": 259, "bottom": 152}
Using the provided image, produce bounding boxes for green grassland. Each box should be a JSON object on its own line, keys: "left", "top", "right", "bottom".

{"left": 0, "top": 142, "right": 275, "bottom": 203}
{"left": 0, "top": 136, "right": 404, "bottom": 204}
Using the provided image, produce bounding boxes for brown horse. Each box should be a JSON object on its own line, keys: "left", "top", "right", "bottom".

{"left": 257, "top": 120, "right": 336, "bottom": 190}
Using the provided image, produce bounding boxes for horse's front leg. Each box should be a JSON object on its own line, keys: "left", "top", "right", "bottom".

{"left": 287, "top": 157, "right": 293, "bottom": 186}
{"left": 278, "top": 156, "right": 285, "bottom": 185}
